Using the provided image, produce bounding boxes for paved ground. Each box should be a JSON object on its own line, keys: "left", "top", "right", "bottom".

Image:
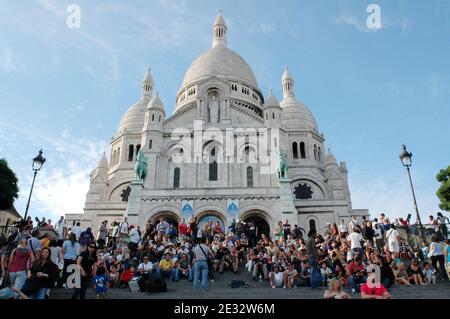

{"left": 51, "top": 267, "right": 450, "bottom": 299}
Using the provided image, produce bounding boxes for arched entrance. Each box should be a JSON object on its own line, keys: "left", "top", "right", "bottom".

{"left": 196, "top": 211, "right": 226, "bottom": 233}
{"left": 149, "top": 211, "right": 180, "bottom": 229}
{"left": 241, "top": 212, "right": 271, "bottom": 240}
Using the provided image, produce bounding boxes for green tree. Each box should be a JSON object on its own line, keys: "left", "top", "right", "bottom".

{"left": 436, "top": 165, "right": 450, "bottom": 212}
{"left": 0, "top": 159, "right": 19, "bottom": 210}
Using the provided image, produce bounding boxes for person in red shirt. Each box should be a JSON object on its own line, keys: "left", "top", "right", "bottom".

{"left": 119, "top": 266, "right": 136, "bottom": 288}
{"left": 361, "top": 272, "right": 392, "bottom": 299}
{"left": 348, "top": 256, "right": 366, "bottom": 293}
{"left": 178, "top": 218, "right": 188, "bottom": 240}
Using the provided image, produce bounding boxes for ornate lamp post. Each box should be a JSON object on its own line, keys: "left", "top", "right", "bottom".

{"left": 399, "top": 144, "right": 424, "bottom": 239}
{"left": 24, "top": 149, "right": 46, "bottom": 219}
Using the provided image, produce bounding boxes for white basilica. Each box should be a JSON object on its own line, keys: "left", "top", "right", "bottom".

{"left": 67, "top": 13, "right": 368, "bottom": 235}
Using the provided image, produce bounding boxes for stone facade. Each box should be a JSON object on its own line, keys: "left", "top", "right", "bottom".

{"left": 67, "top": 13, "right": 368, "bottom": 236}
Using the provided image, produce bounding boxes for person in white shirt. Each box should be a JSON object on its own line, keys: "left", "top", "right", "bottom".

{"left": 338, "top": 219, "right": 348, "bottom": 238}
{"left": 136, "top": 256, "right": 153, "bottom": 290}
{"left": 386, "top": 225, "right": 400, "bottom": 258}
{"left": 269, "top": 265, "right": 284, "bottom": 288}
{"left": 128, "top": 226, "right": 141, "bottom": 254}
{"left": 347, "top": 229, "right": 364, "bottom": 259}
{"left": 71, "top": 222, "right": 82, "bottom": 241}
{"left": 54, "top": 216, "right": 66, "bottom": 240}
{"left": 120, "top": 218, "right": 129, "bottom": 238}
{"left": 372, "top": 223, "right": 383, "bottom": 251}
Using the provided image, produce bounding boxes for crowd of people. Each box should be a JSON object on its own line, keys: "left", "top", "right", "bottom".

{"left": 0, "top": 212, "right": 449, "bottom": 300}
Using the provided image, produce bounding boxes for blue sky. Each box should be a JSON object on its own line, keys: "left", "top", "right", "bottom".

{"left": 0, "top": 0, "right": 449, "bottom": 224}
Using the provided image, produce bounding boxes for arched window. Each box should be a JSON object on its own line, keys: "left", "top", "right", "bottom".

{"left": 149, "top": 139, "right": 152, "bottom": 149}
{"left": 159, "top": 115, "right": 161, "bottom": 122}
{"left": 300, "top": 142, "right": 306, "bottom": 159}
{"left": 246, "top": 166, "right": 254, "bottom": 187}
{"left": 318, "top": 146, "right": 321, "bottom": 161}
{"left": 152, "top": 114, "right": 155, "bottom": 121}
{"left": 117, "top": 147, "right": 121, "bottom": 164}
{"left": 128, "top": 145, "right": 134, "bottom": 161}
{"left": 313, "top": 145, "right": 318, "bottom": 161}
{"left": 173, "top": 167, "right": 180, "bottom": 189}
{"left": 209, "top": 161, "right": 218, "bottom": 181}
{"left": 292, "top": 142, "right": 298, "bottom": 159}
{"left": 309, "top": 219, "right": 316, "bottom": 232}
{"left": 272, "top": 112, "right": 275, "bottom": 119}
{"left": 136, "top": 144, "right": 141, "bottom": 157}
{"left": 113, "top": 149, "right": 117, "bottom": 164}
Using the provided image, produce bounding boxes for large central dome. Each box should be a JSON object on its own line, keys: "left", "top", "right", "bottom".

{"left": 178, "top": 12, "right": 260, "bottom": 95}
{"left": 181, "top": 45, "right": 259, "bottom": 90}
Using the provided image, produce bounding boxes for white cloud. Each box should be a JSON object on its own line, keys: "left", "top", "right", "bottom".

{"left": 334, "top": 12, "right": 370, "bottom": 32}
{"left": 260, "top": 23, "right": 276, "bottom": 34}
{"left": 0, "top": 46, "right": 23, "bottom": 72}
{"left": 349, "top": 169, "right": 440, "bottom": 223}
{"left": 29, "top": 132, "right": 109, "bottom": 222}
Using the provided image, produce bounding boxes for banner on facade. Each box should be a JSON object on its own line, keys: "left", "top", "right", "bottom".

{"left": 226, "top": 199, "right": 239, "bottom": 228}
{"left": 181, "top": 200, "right": 194, "bottom": 222}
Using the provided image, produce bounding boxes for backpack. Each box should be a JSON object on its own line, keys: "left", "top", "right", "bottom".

{"left": 80, "top": 233, "right": 91, "bottom": 246}
{"left": 147, "top": 277, "right": 167, "bottom": 293}
{"left": 229, "top": 280, "right": 249, "bottom": 288}
{"left": 167, "top": 227, "right": 176, "bottom": 238}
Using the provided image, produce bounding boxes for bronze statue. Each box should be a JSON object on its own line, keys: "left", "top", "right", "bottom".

{"left": 134, "top": 150, "right": 148, "bottom": 183}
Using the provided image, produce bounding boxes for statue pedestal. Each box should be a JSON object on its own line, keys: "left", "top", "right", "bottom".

{"left": 278, "top": 178, "right": 297, "bottom": 226}
{"left": 124, "top": 180, "right": 143, "bottom": 226}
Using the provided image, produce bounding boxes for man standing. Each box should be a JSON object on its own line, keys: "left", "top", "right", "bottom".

{"left": 72, "top": 244, "right": 97, "bottom": 299}
{"left": 55, "top": 216, "right": 66, "bottom": 240}
{"left": 193, "top": 237, "right": 212, "bottom": 289}
{"left": 96, "top": 221, "right": 108, "bottom": 248}
{"left": 178, "top": 218, "right": 188, "bottom": 241}
{"left": 71, "top": 222, "right": 82, "bottom": 241}
{"left": 120, "top": 217, "right": 129, "bottom": 239}
{"left": 128, "top": 226, "right": 141, "bottom": 255}
{"left": 348, "top": 215, "right": 360, "bottom": 234}
{"left": 306, "top": 229, "right": 320, "bottom": 289}
{"left": 386, "top": 225, "right": 400, "bottom": 259}
{"left": 348, "top": 228, "right": 365, "bottom": 259}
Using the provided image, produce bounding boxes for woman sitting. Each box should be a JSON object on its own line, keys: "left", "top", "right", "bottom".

{"left": 323, "top": 278, "right": 351, "bottom": 299}
{"left": 407, "top": 258, "right": 425, "bottom": 285}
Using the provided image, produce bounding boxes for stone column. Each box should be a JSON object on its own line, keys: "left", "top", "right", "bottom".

{"left": 278, "top": 178, "right": 298, "bottom": 227}
{"left": 124, "top": 180, "right": 143, "bottom": 226}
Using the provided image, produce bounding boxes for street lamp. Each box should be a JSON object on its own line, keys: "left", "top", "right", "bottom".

{"left": 24, "top": 149, "right": 46, "bottom": 219}
{"left": 399, "top": 144, "right": 424, "bottom": 239}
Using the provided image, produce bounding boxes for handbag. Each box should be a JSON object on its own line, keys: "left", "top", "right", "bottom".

{"left": 21, "top": 275, "right": 40, "bottom": 296}
{"left": 198, "top": 244, "right": 212, "bottom": 268}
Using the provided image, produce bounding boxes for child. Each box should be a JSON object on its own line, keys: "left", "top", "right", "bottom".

{"left": 320, "top": 262, "right": 332, "bottom": 287}
{"left": 94, "top": 266, "right": 109, "bottom": 299}
{"left": 421, "top": 241, "right": 429, "bottom": 262}
{"left": 422, "top": 262, "right": 436, "bottom": 285}
{"left": 394, "top": 262, "right": 410, "bottom": 286}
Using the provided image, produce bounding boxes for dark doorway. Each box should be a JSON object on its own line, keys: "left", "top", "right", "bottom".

{"left": 309, "top": 219, "right": 316, "bottom": 232}
{"left": 243, "top": 215, "right": 270, "bottom": 240}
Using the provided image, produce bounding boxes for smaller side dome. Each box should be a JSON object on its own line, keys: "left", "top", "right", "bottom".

{"left": 263, "top": 89, "right": 280, "bottom": 109}
{"left": 325, "top": 148, "right": 338, "bottom": 166}
{"left": 147, "top": 92, "right": 165, "bottom": 111}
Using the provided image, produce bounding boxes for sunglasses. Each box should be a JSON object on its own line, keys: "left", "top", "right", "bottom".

{"left": 89, "top": 246, "right": 96, "bottom": 248}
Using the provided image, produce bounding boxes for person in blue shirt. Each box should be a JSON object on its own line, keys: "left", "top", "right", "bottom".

{"left": 94, "top": 266, "right": 108, "bottom": 299}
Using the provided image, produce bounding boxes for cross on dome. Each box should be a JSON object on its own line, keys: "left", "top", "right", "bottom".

{"left": 212, "top": 11, "right": 227, "bottom": 48}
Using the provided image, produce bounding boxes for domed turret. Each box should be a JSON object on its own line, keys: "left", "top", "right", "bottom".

{"left": 264, "top": 89, "right": 280, "bottom": 109}
{"left": 263, "top": 89, "right": 282, "bottom": 128}
{"left": 147, "top": 92, "right": 165, "bottom": 111}
{"left": 280, "top": 65, "right": 318, "bottom": 131}
{"left": 117, "top": 68, "right": 154, "bottom": 135}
